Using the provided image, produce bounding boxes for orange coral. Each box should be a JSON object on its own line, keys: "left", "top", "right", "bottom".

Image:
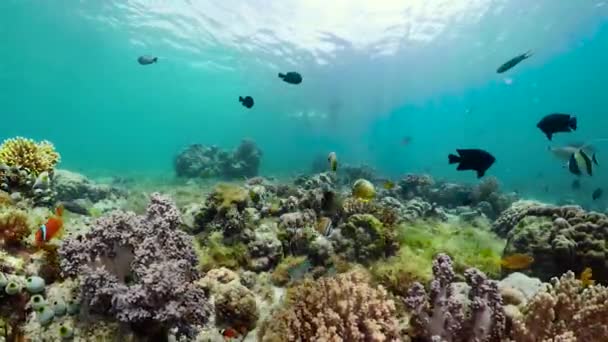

{"left": 258, "top": 270, "right": 400, "bottom": 341}
{"left": 0, "top": 208, "right": 31, "bottom": 248}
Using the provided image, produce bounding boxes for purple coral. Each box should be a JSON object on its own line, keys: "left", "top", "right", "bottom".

{"left": 405, "top": 253, "right": 505, "bottom": 342}
{"left": 59, "top": 193, "right": 210, "bottom": 337}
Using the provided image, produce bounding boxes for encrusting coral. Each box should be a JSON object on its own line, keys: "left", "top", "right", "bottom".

{"left": 0, "top": 137, "right": 60, "bottom": 176}
{"left": 58, "top": 193, "right": 211, "bottom": 338}
{"left": 405, "top": 253, "right": 506, "bottom": 342}
{"left": 498, "top": 203, "right": 608, "bottom": 283}
{"left": 258, "top": 269, "right": 400, "bottom": 341}
{"left": 509, "top": 271, "right": 608, "bottom": 341}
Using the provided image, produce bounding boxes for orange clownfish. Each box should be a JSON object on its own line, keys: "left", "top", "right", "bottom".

{"left": 35, "top": 205, "right": 64, "bottom": 245}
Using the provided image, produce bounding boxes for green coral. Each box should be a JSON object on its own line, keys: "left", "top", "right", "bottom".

{"left": 210, "top": 183, "right": 249, "bottom": 212}
{"left": 196, "top": 232, "right": 248, "bottom": 272}
{"left": 397, "top": 219, "right": 504, "bottom": 278}
{"left": 339, "top": 214, "right": 398, "bottom": 262}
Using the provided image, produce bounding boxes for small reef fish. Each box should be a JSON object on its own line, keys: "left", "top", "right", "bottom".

{"left": 382, "top": 180, "right": 395, "bottom": 190}
{"left": 501, "top": 253, "right": 534, "bottom": 270}
{"left": 537, "top": 113, "right": 577, "bottom": 141}
{"left": 220, "top": 328, "right": 239, "bottom": 340}
{"left": 592, "top": 188, "right": 603, "bottom": 200}
{"left": 137, "top": 55, "right": 158, "bottom": 65}
{"left": 568, "top": 149, "right": 597, "bottom": 176}
{"left": 579, "top": 267, "right": 595, "bottom": 287}
{"left": 352, "top": 179, "right": 376, "bottom": 201}
{"left": 32, "top": 171, "right": 50, "bottom": 189}
{"left": 548, "top": 143, "right": 595, "bottom": 161}
{"left": 448, "top": 149, "right": 495, "bottom": 178}
{"left": 328, "top": 152, "right": 338, "bottom": 172}
{"left": 35, "top": 205, "right": 64, "bottom": 245}
{"left": 401, "top": 136, "right": 412, "bottom": 146}
{"left": 278, "top": 71, "right": 302, "bottom": 84}
{"left": 571, "top": 179, "right": 581, "bottom": 190}
{"left": 315, "top": 217, "right": 333, "bottom": 236}
{"left": 239, "top": 96, "right": 254, "bottom": 109}
{"left": 496, "top": 51, "right": 532, "bottom": 73}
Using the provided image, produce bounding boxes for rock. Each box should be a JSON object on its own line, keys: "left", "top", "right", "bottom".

{"left": 54, "top": 170, "right": 124, "bottom": 202}
{"left": 247, "top": 222, "right": 282, "bottom": 272}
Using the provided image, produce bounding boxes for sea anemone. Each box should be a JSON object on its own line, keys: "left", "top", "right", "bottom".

{"left": 0, "top": 137, "right": 60, "bottom": 175}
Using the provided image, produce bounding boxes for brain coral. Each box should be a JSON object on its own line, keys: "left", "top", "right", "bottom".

{"left": 0, "top": 137, "right": 60, "bottom": 175}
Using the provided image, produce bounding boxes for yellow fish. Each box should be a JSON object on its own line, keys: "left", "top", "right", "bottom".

{"left": 383, "top": 180, "right": 395, "bottom": 190}
{"left": 579, "top": 267, "right": 595, "bottom": 287}
{"left": 500, "top": 253, "right": 534, "bottom": 270}
{"left": 328, "top": 152, "right": 338, "bottom": 172}
{"left": 352, "top": 179, "right": 376, "bottom": 201}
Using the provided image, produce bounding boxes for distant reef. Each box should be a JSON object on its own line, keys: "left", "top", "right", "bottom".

{"left": 174, "top": 139, "right": 262, "bottom": 179}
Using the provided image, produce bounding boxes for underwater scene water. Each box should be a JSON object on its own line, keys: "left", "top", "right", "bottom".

{"left": 1, "top": 0, "right": 608, "bottom": 341}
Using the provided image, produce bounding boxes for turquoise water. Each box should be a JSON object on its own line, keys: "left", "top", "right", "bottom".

{"left": 2, "top": 1, "right": 608, "bottom": 201}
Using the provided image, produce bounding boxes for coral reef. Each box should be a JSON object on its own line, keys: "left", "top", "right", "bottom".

{"left": 174, "top": 139, "right": 262, "bottom": 179}
{"left": 258, "top": 270, "right": 400, "bottom": 341}
{"left": 0, "top": 137, "right": 59, "bottom": 176}
{"left": 0, "top": 208, "right": 32, "bottom": 249}
{"left": 405, "top": 253, "right": 506, "bottom": 341}
{"left": 333, "top": 214, "right": 398, "bottom": 263}
{"left": 193, "top": 183, "right": 253, "bottom": 237}
{"left": 58, "top": 193, "right": 211, "bottom": 338}
{"left": 509, "top": 271, "right": 608, "bottom": 341}
{"left": 499, "top": 204, "right": 608, "bottom": 283}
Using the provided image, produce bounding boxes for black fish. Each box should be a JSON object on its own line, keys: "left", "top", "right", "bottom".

{"left": 137, "top": 55, "right": 158, "bottom": 65}
{"left": 448, "top": 149, "right": 496, "bottom": 178}
{"left": 592, "top": 188, "right": 603, "bottom": 200}
{"left": 496, "top": 51, "right": 532, "bottom": 73}
{"left": 571, "top": 179, "right": 581, "bottom": 190}
{"left": 278, "top": 72, "right": 302, "bottom": 84}
{"left": 537, "top": 113, "right": 577, "bottom": 140}
{"left": 568, "top": 149, "right": 596, "bottom": 176}
{"left": 239, "top": 96, "right": 254, "bottom": 109}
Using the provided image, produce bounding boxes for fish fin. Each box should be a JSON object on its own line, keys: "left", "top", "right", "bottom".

{"left": 55, "top": 204, "right": 64, "bottom": 217}
{"left": 569, "top": 116, "right": 577, "bottom": 130}
{"left": 476, "top": 170, "right": 486, "bottom": 178}
{"left": 569, "top": 154, "right": 581, "bottom": 175}
{"left": 593, "top": 153, "right": 599, "bottom": 166}
{"left": 278, "top": 73, "right": 285, "bottom": 79}
{"left": 524, "top": 50, "right": 533, "bottom": 58}
{"left": 153, "top": 57, "right": 158, "bottom": 63}
{"left": 239, "top": 96, "right": 243, "bottom": 102}
{"left": 448, "top": 154, "right": 460, "bottom": 164}
{"left": 546, "top": 132, "right": 553, "bottom": 140}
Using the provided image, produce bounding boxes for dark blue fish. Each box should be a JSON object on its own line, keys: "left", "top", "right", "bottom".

{"left": 239, "top": 96, "right": 254, "bottom": 109}
{"left": 537, "top": 113, "right": 577, "bottom": 141}
{"left": 592, "top": 188, "right": 603, "bottom": 200}
{"left": 497, "top": 51, "right": 532, "bottom": 73}
{"left": 278, "top": 72, "right": 302, "bottom": 85}
{"left": 137, "top": 55, "right": 158, "bottom": 65}
{"left": 448, "top": 149, "right": 496, "bottom": 178}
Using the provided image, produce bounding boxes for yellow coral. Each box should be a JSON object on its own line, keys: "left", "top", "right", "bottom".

{"left": 211, "top": 183, "right": 249, "bottom": 211}
{"left": 0, "top": 137, "right": 60, "bottom": 175}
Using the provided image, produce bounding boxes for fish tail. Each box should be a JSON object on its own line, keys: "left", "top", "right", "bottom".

{"left": 524, "top": 50, "right": 533, "bottom": 58}
{"left": 593, "top": 153, "right": 599, "bottom": 166}
{"left": 278, "top": 73, "right": 285, "bottom": 79}
{"left": 448, "top": 154, "right": 460, "bottom": 164}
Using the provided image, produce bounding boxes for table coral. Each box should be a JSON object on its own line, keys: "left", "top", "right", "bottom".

{"left": 405, "top": 253, "right": 506, "bottom": 342}
{"left": 58, "top": 193, "right": 211, "bottom": 338}
{"left": 258, "top": 270, "right": 400, "bottom": 342}
{"left": 509, "top": 271, "right": 608, "bottom": 342}
{"left": 0, "top": 137, "right": 59, "bottom": 176}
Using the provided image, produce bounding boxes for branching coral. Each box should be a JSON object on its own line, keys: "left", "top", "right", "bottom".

{"left": 405, "top": 253, "right": 506, "bottom": 342}
{"left": 258, "top": 270, "right": 400, "bottom": 341}
{"left": 509, "top": 271, "right": 608, "bottom": 341}
{"left": 0, "top": 137, "right": 60, "bottom": 175}
{"left": 58, "top": 193, "right": 211, "bottom": 338}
